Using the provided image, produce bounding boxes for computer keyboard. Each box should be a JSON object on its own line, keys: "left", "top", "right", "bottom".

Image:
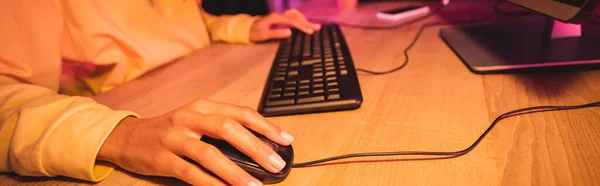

{"left": 257, "top": 24, "right": 363, "bottom": 116}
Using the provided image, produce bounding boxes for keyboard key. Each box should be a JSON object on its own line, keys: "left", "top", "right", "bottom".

{"left": 299, "top": 85, "right": 309, "bottom": 89}
{"left": 325, "top": 71, "right": 335, "bottom": 76}
{"left": 286, "top": 81, "right": 296, "bottom": 86}
{"left": 284, "top": 92, "right": 295, "bottom": 97}
{"left": 299, "top": 86, "right": 310, "bottom": 91}
{"left": 269, "top": 93, "right": 281, "bottom": 98}
{"left": 313, "top": 89, "right": 324, "bottom": 94}
{"left": 328, "top": 82, "right": 338, "bottom": 87}
{"left": 300, "top": 80, "right": 310, "bottom": 84}
{"left": 327, "top": 94, "right": 340, "bottom": 100}
{"left": 326, "top": 66, "right": 335, "bottom": 71}
{"left": 288, "top": 70, "right": 298, "bottom": 77}
{"left": 275, "top": 76, "right": 284, "bottom": 81}
{"left": 290, "top": 62, "right": 299, "bottom": 67}
{"left": 267, "top": 99, "right": 295, "bottom": 106}
{"left": 271, "top": 87, "right": 282, "bottom": 92}
{"left": 341, "top": 69, "right": 348, "bottom": 75}
{"left": 298, "top": 91, "right": 310, "bottom": 96}
{"left": 298, "top": 96, "right": 325, "bottom": 103}
{"left": 302, "top": 59, "right": 321, "bottom": 66}
{"left": 313, "top": 73, "right": 323, "bottom": 78}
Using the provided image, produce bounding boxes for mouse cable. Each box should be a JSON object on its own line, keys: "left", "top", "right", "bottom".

{"left": 349, "top": 0, "right": 543, "bottom": 75}
{"left": 355, "top": 11, "right": 598, "bottom": 75}
{"left": 307, "top": 0, "right": 534, "bottom": 30}
{"left": 304, "top": 0, "right": 538, "bottom": 75}
{"left": 292, "top": 100, "right": 600, "bottom": 168}
{"left": 353, "top": 14, "right": 495, "bottom": 75}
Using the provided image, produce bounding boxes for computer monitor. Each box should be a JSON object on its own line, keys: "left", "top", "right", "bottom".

{"left": 439, "top": 0, "right": 600, "bottom": 73}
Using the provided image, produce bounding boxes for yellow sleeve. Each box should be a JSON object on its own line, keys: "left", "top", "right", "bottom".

{"left": 202, "top": 10, "right": 259, "bottom": 44}
{"left": 0, "top": 0, "right": 136, "bottom": 182}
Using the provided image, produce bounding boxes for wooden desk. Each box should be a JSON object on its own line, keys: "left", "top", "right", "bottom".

{"left": 2, "top": 1, "right": 600, "bottom": 185}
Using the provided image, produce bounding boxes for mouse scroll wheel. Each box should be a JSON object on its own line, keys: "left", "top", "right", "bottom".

{"left": 260, "top": 139, "right": 279, "bottom": 151}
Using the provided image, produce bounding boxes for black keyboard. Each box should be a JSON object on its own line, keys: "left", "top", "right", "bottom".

{"left": 257, "top": 24, "right": 363, "bottom": 116}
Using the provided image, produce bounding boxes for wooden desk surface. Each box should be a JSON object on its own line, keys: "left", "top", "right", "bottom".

{"left": 2, "top": 1, "right": 600, "bottom": 186}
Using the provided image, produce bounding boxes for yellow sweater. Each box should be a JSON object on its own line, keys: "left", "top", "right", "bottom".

{"left": 0, "top": 0, "right": 257, "bottom": 182}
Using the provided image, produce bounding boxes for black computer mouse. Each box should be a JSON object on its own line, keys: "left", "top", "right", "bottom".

{"left": 199, "top": 134, "right": 294, "bottom": 184}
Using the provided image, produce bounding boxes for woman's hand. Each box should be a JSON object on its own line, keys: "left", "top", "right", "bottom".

{"left": 98, "top": 99, "right": 295, "bottom": 186}
{"left": 250, "top": 9, "right": 321, "bottom": 42}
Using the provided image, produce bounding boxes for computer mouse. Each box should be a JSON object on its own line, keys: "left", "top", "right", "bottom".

{"left": 198, "top": 134, "right": 294, "bottom": 184}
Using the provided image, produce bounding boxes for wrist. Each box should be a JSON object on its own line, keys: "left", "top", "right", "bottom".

{"left": 98, "top": 117, "right": 137, "bottom": 162}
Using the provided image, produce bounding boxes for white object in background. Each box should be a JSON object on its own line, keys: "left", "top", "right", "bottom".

{"left": 442, "top": 0, "right": 450, "bottom": 6}
{"left": 376, "top": 6, "right": 431, "bottom": 21}
{"left": 550, "top": 20, "right": 582, "bottom": 38}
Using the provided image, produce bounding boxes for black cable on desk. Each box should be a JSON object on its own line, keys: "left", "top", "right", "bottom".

{"left": 308, "top": 0, "right": 537, "bottom": 75}
{"left": 350, "top": 0, "right": 543, "bottom": 75}
{"left": 290, "top": 0, "right": 600, "bottom": 169}
{"left": 292, "top": 101, "right": 600, "bottom": 168}
{"left": 355, "top": 14, "right": 495, "bottom": 75}
{"left": 307, "top": 0, "right": 534, "bottom": 30}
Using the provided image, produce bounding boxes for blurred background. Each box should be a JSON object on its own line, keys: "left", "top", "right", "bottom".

{"left": 202, "top": 0, "right": 441, "bottom": 15}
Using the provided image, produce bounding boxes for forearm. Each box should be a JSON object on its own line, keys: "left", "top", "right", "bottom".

{"left": 0, "top": 76, "right": 137, "bottom": 181}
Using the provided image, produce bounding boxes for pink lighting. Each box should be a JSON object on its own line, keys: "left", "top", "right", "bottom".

{"left": 550, "top": 20, "right": 582, "bottom": 39}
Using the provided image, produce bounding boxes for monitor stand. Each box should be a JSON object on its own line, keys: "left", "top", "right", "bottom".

{"left": 439, "top": 18, "right": 600, "bottom": 74}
